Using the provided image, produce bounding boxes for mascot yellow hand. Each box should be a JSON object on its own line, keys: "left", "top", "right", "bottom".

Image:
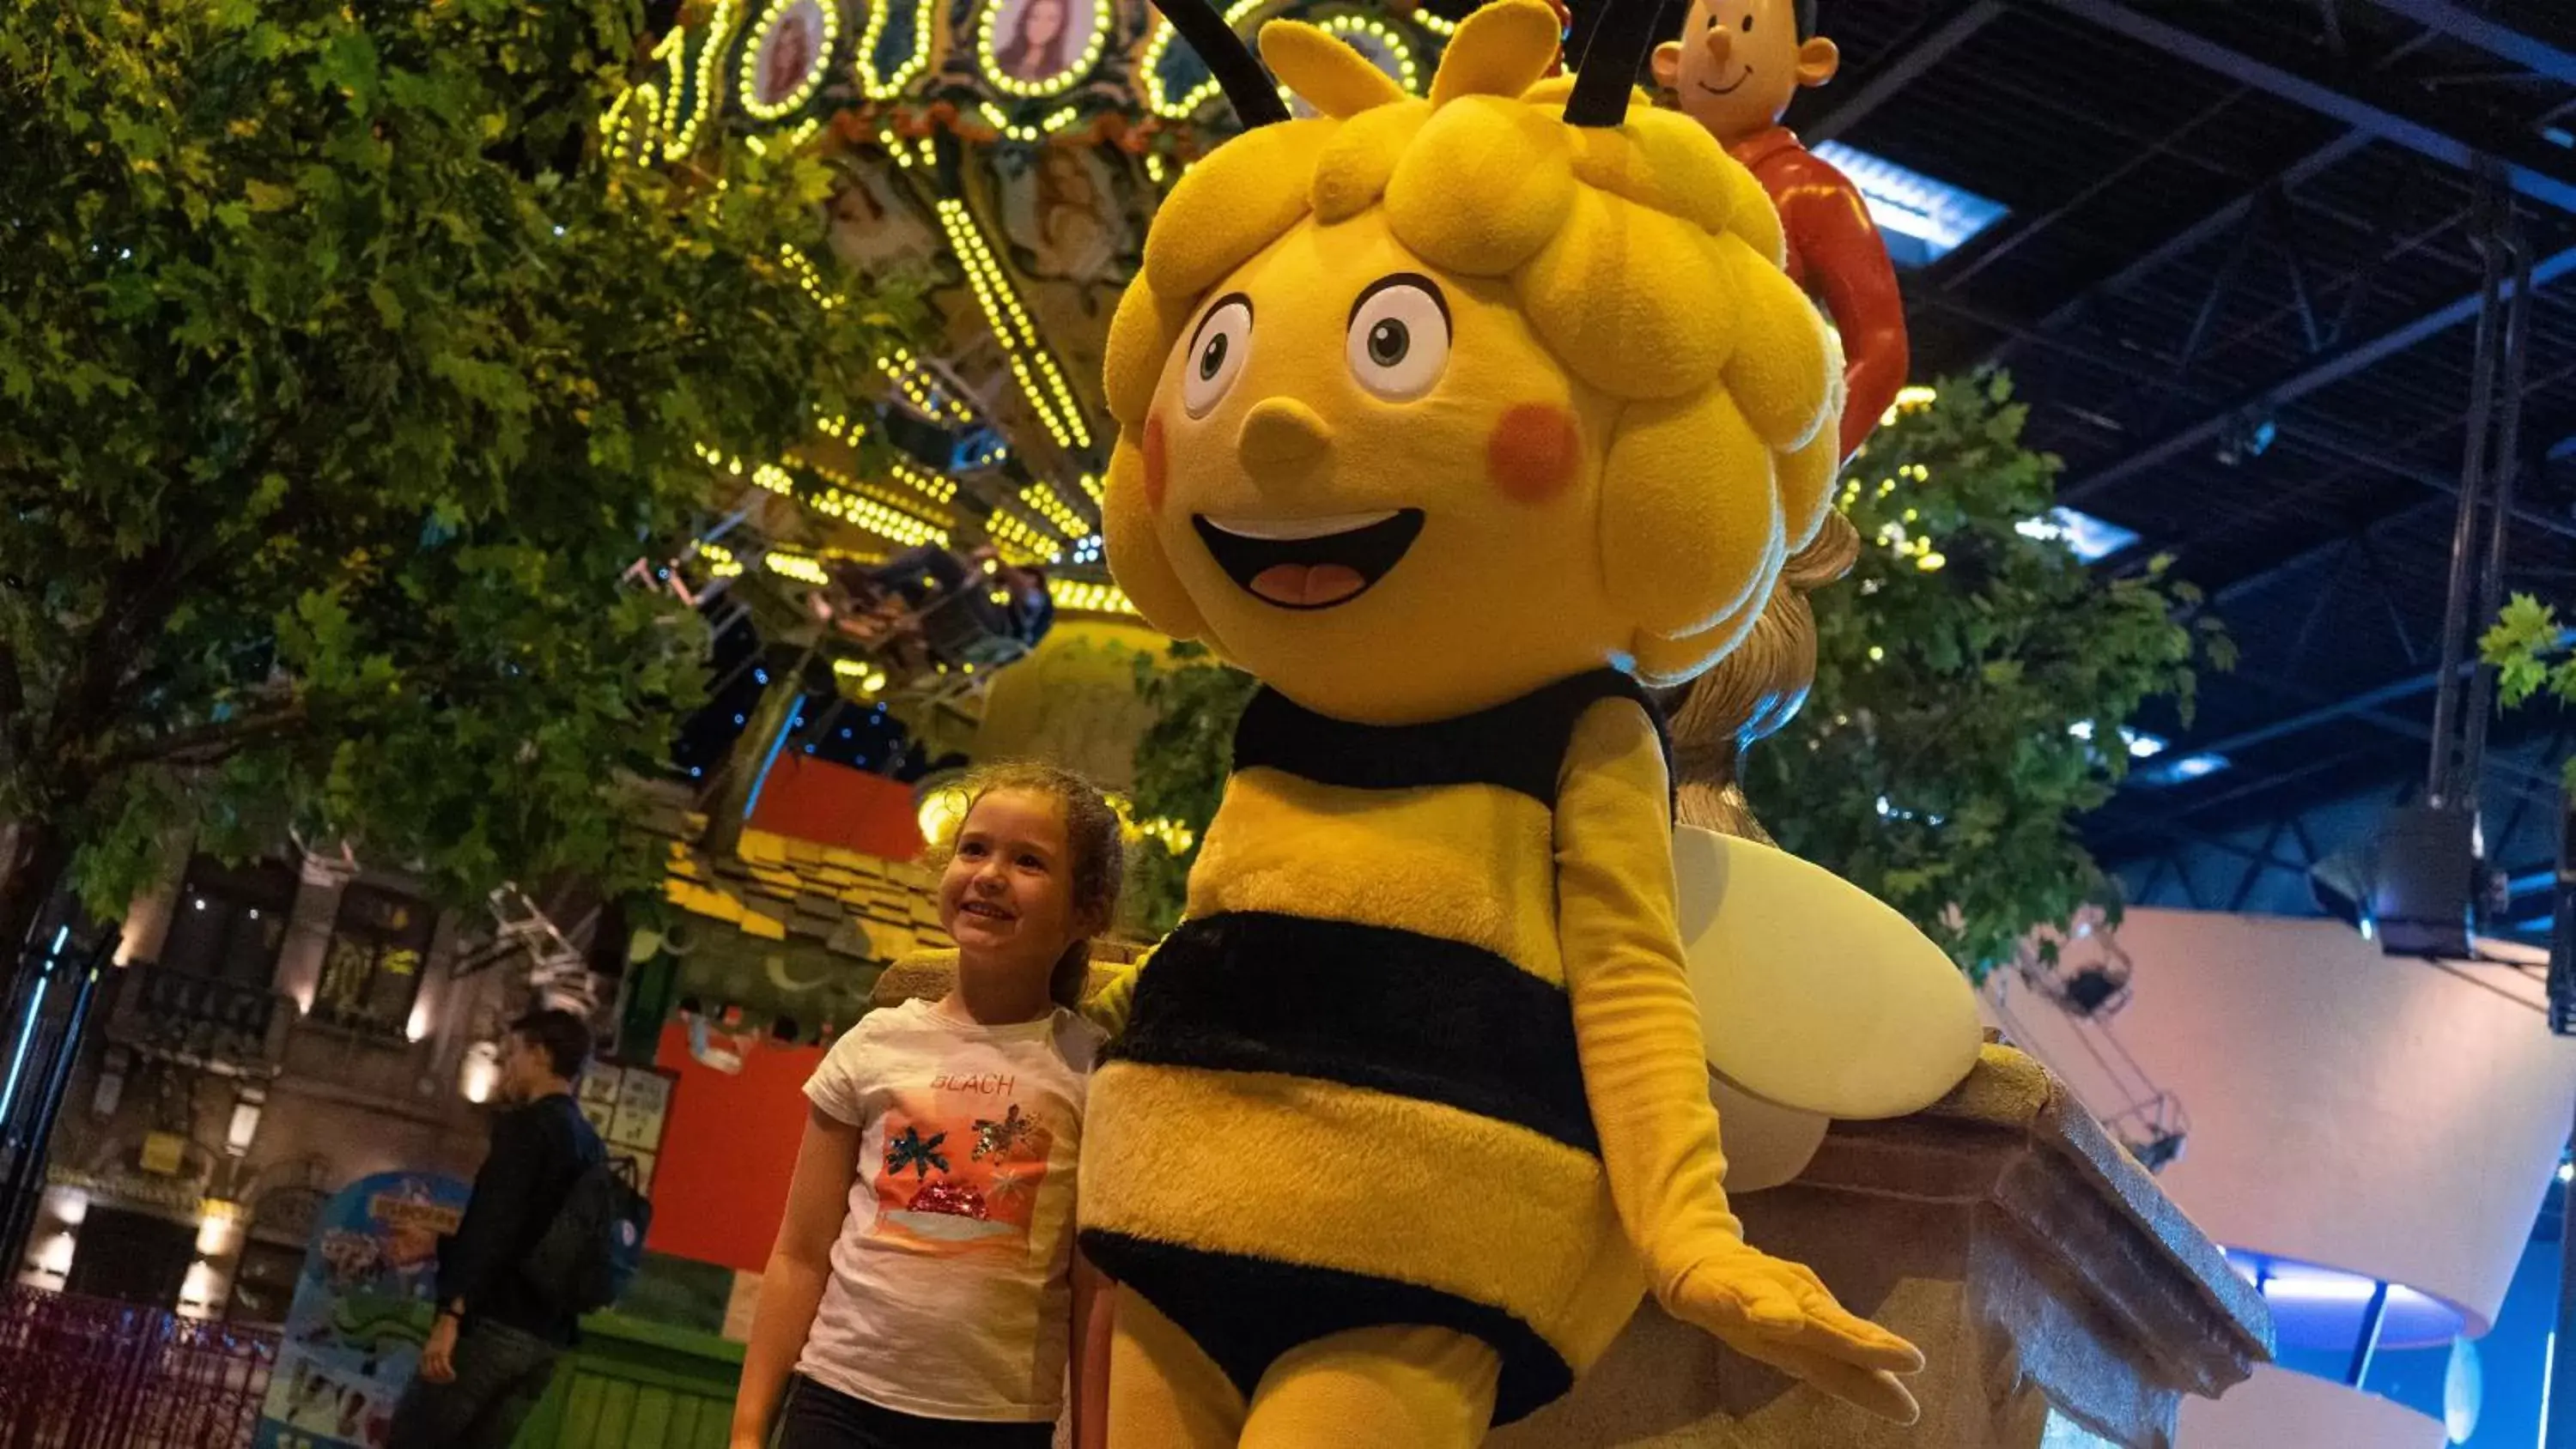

{"left": 1080, "top": 0, "right": 1920, "bottom": 1440}
{"left": 1669, "top": 1246, "right": 1924, "bottom": 1422}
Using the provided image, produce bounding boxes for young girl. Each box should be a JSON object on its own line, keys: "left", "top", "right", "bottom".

{"left": 731, "top": 761, "right": 1123, "bottom": 1449}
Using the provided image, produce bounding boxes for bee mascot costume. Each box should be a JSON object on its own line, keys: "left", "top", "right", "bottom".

{"left": 1079, "top": 0, "right": 1929, "bottom": 1441}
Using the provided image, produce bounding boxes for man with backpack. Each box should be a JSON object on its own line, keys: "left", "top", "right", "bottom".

{"left": 387, "top": 1009, "right": 610, "bottom": 1449}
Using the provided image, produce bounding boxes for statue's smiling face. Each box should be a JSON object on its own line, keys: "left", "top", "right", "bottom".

{"left": 1120, "top": 209, "right": 1631, "bottom": 724}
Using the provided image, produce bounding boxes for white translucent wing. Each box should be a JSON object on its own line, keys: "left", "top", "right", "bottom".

{"left": 1674, "top": 824, "right": 1982, "bottom": 1119}
{"left": 1708, "top": 1075, "right": 1830, "bottom": 1194}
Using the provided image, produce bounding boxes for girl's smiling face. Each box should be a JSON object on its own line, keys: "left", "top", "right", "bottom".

{"left": 938, "top": 788, "right": 1091, "bottom": 976}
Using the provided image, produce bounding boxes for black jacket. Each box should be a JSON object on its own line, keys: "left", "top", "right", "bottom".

{"left": 435, "top": 1092, "right": 603, "bottom": 1344}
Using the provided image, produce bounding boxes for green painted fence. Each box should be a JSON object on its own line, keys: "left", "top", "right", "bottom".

{"left": 513, "top": 1313, "right": 746, "bottom": 1449}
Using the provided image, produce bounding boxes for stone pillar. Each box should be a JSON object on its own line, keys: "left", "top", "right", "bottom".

{"left": 274, "top": 851, "right": 353, "bottom": 1018}
{"left": 1490, "top": 1046, "right": 2272, "bottom": 1449}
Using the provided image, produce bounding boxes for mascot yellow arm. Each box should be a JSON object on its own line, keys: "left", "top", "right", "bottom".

{"left": 1556, "top": 698, "right": 1924, "bottom": 1423}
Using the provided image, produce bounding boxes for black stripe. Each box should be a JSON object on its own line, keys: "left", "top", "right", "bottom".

{"left": 1113, "top": 912, "right": 1600, "bottom": 1154}
{"left": 1230, "top": 669, "right": 1672, "bottom": 809}
{"left": 1080, "top": 1229, "right": 1577, "bottom": 1426}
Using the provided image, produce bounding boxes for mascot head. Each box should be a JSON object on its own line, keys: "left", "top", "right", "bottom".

{"left": 1103, "top": 0, "right": 1842, "bottom": 724}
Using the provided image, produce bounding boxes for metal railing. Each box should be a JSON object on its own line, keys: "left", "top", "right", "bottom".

{"left": 0, "top": 1286, "right": 278, "bottom": 1449}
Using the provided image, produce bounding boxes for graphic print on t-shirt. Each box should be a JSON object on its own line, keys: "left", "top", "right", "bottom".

{"left": 872, "top": 1077, "right": 1058, "bottom": 1255}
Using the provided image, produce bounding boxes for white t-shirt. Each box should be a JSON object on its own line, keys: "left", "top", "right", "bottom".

{"left": 797, "top": 997, "right": 1106, "bottom": 1422}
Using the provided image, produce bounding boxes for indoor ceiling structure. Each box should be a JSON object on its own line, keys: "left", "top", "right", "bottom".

{"left": 1752, "top": 0, "right": 2576, "bottom": 945}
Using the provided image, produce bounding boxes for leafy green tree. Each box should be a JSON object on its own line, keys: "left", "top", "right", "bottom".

{"left": 1122, "top": 376, "right": 2226, "bottom": 970}
{"left": 1126, "top": 643, "right": 1258, "bottom": 935}
{"left": 1743, "top": 376, "right": 2228, "bottom": 979}
{"left": 0, "top": 0, "right": 915, "bottom": 977}
{"left": 2482, "top": 594, "right": 2576, "bottom": 789}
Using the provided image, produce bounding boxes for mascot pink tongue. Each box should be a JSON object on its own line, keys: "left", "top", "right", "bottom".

{"left": 1074, "top": 1, "right": 1927, "bottom": 1443}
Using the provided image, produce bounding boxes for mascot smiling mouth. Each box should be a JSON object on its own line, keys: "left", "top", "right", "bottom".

{"left": 1192, "top": 510, "right": 1426, "bottom": 609}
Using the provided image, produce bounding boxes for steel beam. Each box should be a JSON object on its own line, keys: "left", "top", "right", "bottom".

{"left": 2057, "top": 242, "right": 2576, "bottom": 506}
{"left": 2350, "top": 0, "right": 2576, "bottom": 88}
{"left": 1801, "top": 0, "right": 2006, "bottom": 143}
{"left": 2031, "top": 134, "right": 2373, "bottom": 339}
{"left": 2035, "top": 0, "right": 2576, "bottom": 214}
{"left": 2182, "top": 636, "right": 2576, "bottom": 768}
{"left": 1921, "top": 292, "right": 2576, "bottom": 542}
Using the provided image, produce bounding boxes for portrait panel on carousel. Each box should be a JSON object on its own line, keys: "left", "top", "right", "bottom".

{"left": 980, "top": 0, "right": 1108, "bottom": 94}
{"left": 993, "top": 142, "right": 1135, "bottom": 288}
{"left": 823, "top": 163, "right": 945, "bottom": 284}
{"left": 740, "top": 0, "right": 839, "bottom": 118}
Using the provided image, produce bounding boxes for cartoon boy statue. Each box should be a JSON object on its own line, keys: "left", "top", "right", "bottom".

{"left": 1653, "top": 0, "right": 1906, "bottom": 462}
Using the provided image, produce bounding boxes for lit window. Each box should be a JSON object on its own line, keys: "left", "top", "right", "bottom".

{"left": 1811, "top": 142, "right": 2007, "bottom": 268}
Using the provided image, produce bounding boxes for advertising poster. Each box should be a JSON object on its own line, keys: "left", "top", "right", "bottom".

{"left": 251, "top": 1171, "right": 470, "bottom": 1449}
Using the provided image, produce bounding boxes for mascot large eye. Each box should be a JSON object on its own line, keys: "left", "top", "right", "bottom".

{"left": 1182, "top": 294, "right": 1253, "bottom": 417}
{"left": 1345, "top": 275, "right": 1450, "bottom": 402}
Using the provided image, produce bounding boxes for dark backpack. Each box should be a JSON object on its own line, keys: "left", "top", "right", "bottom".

{"left": 519, "top": 1156, "right": 651, "bottom": 1315}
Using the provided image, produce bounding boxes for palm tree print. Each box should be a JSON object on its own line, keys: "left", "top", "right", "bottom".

{"left": 885, "top": 1125, "right": 951, "bottom": 1179}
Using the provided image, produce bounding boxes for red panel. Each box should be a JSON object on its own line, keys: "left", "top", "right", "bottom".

{"left": 746, "top": 755, "right": 924, "bottom": 861}
{"left": 643, "top": 1022, "right": 829, "bottom": 1273}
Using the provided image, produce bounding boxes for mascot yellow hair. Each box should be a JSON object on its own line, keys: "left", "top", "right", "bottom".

{"left": 1103, "top": 0, "right": 1844, "bottom": 713}
{"left": 1078, "top": 3, "right": 1920, "bottom": 1443}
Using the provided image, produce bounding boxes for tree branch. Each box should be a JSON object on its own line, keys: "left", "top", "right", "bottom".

{"left": 95, "top": 703, "right": 310, "bottom": 776}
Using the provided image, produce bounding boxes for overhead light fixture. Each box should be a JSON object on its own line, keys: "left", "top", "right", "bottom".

{"left": 1810, "top": 141, "right": 2008, "bottom": 268}
{"left": 224, "top": 1087, "right": 265, "bottom": 1157}
{"left": 2069, "top": 722, "right": 2168, "bottom": 758}
{"left": 2133, "top": 752, "right": 2229, "bottom": 787}
{"left": 2018, "top": 507, "right": 2142, "bottom": 563}
{"left": 459, "top": 1040, "right": 502, "bottom": 1104}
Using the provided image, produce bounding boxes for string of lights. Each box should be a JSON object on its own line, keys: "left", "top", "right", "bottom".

{"left": 778, "top": 244, "right": 842, "bottom": 311}
{"left": 762, "top": 549, "right": 831, "bottom": 585}
{"left": 1018, "top": 479, "right": 1090, "bottom": 538}
{"left": 985, "top": 509, "right": 1065, "bottom": 564}
{"left": 1048, "top": 577, "right": 1137, "bottom": 617}
{"left": 857, "top": 0, "right": 937, "bottom": 99}
{"left": 1140, "top": 0, "right": 1271, "bottom": 118}
{"left": 934, "top": 197, "right": 1094, "bottom": 452}
{"left": 670, "top": 1, "right": 742, "bottom": 160}
{"left": 810, "top": 487, "right": 952, "bottom": 549}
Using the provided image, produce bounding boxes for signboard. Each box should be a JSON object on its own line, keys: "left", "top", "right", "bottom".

{"left": 139, "top": 1131, "right": 187, "bottom": 1176}
{"left": 578, "top": 1062, "right": 677, "bottom": 1192}
{"left": 251, "top": 1170, "right": 470, "bottom": 1449}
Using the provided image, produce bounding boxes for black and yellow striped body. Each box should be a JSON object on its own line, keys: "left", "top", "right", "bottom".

{"left": 1079, "top": 670, "right": 1668, "bottom": 1426}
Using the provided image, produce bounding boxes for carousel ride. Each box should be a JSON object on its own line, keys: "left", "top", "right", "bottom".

{"left": 617, "top": 0, "right": 1497, "bottom": 733}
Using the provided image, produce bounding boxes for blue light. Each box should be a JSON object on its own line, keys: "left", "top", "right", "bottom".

{"left": 0, "top": 976, "right": 51, "bottom": 1129}
{"left": 755, "top": 670, "right": 769, "bottom": 685}
{"left": 2018, "top": 506, "right": 2142, "bottom": 563}
{"left": 732, "top": 713, "right": 746, "bottom": 726}
{"left": 1810, "top": 141, "right": 2008, "bottom": 268}
{"left": 2136, "top": 752, "right": 2229, "bottom": 786}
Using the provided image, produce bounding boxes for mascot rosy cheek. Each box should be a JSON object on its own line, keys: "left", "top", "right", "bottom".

{"left": 1074, "top": 2, "right": 1941, "bottom": 1443}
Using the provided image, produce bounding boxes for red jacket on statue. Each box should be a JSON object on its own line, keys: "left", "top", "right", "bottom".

{"left": 1728, "top": 126, "right": 1908, "bottom": 463}
{"left": 1654, "top": 0, "right": 1911, "bottom": 462}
